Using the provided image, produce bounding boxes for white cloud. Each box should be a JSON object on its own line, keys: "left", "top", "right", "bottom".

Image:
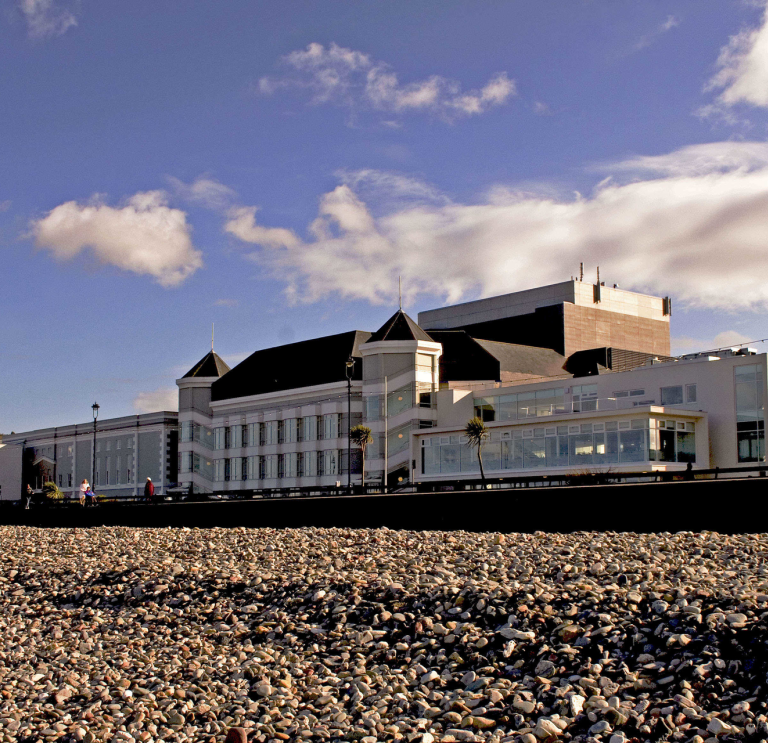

{"left": 672, "top": 330, "right": 754, "bottom": 355}
{"left": 224, "top": 206, "right": 300, "bottom": 249}
{"left": 31, "top": 191, "right": 203, "bottom": 287}
{"left": 598, "top": 141, "right": 768, "bottom": 177}
{"left": 168, "top": 176, "right": 237, "bottom": 211}
{"left": 259, "top": 42, "right": 516, "bottom": 120}
{"left": 632, "top": 15, "right": 680, "bottom": 52}
{"left": 0, "top": 200, "right": 11, "bottom": 212}
{"left": 132, "top": 388, "right": 178, "bottom": 414}
{"left": 19, "top": 0, "right": 77, "bottom": 39}
{"left": 214, "top": 298, "right": 238, "bottom": 307}
{"left": 225, "top": 144, "right": 768, "bottom": 311}
{"left": 704, "top": 2, "right": 768, "bottom": 110}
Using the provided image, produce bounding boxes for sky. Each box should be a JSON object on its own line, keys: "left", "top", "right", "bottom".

{"left": 3, "top": 0, "right": 768, "bottom": 432}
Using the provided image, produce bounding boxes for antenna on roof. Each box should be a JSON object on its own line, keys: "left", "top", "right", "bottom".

{"left": 579, "top": 263, "right": 584, "bottom": 282}
{"left": 211, "top": 323, "right": 214, "bottom": 352}
{"left": 398, "top": 275, "right": 402, "bottom": 311}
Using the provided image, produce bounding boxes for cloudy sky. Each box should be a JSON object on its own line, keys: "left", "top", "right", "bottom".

{"left": 3, "top": 0, "right": 768, "bottom": 432}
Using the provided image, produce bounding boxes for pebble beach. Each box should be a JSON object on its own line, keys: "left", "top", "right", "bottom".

{"left": 1, "top": 526, "right": 767, "bottom": 743}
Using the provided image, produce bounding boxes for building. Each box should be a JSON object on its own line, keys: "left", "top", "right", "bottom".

{"left": 3, "top": 278, "right": 764, "bottom": 501}
{"left": 175, "top": 278, "right": 765, "bottom": 495}
{"left": 0, "top": 412, "right": 178, "bottom": 500}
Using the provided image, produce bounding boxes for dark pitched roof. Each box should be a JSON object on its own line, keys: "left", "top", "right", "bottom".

{"left": 211, "top": 330, "right": 372, "bottom": 402}
{"left": 182, "top": 351, "right": 231, "bottom": 379}
{"left": 367, "top": 310, "right": 434, "bottom": 343}
{"left": 428, "top": 330, "right": 567, "bottom": 383}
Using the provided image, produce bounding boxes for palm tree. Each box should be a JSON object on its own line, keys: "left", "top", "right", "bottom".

{"left": 349, "top": 424, "right": 373, "bottom": 488}
{"left": 464, "top": 417, "right": 488, "bottom": 487}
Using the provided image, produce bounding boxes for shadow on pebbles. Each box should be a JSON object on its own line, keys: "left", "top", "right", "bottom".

{"left": 1, "top": 527, "right": 767, "bottom": 743}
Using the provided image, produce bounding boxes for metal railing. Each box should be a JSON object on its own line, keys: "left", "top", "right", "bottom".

{"left": 6, "top": 463, "right": 768, "bottom": 508}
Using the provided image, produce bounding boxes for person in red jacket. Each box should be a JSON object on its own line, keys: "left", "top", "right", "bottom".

{"left": 144, "top": 477, "right": 155, "bottom": 503}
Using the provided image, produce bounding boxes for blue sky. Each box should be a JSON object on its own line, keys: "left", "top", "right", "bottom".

{"left": 3, "top": 0, "right": 768, "bottom": 432}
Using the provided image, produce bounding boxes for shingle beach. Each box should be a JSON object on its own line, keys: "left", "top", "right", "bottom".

{"left": 1, "top": 527, "right": 767, "bottom": 743}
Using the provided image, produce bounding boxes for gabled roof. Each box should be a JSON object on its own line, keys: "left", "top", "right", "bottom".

{"left": 182, "top": 351, "right": 231, "bottom": 379}
{"left": 211, "top": 330, "right": 371, "bottom": 402}
{"left": 367, "top": 310, "right": 434, "bottom": 343}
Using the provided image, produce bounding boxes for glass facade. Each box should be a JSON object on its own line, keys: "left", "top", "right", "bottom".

{"left": 475, "top": 388, "right": 567, "bottom": 421}
{"left": 421, "top": 418, "right": 696, "bottom": 475}
{"left": 735, "top": 364, "right": 765, "bottom": 462}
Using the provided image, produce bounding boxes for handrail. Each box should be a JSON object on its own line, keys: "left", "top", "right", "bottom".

{"left": 5, "top": 464, "right": 767, "bottom": 508}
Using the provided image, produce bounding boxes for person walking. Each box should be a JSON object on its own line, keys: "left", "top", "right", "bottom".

{"left": 79, "top": 479, "right": 88, "bottom": 507}
{"left": 144, "top": 477, "right": 155, "bottom": 503}
{"left": 25, "top": 484, "right": 33, "bottom": 510}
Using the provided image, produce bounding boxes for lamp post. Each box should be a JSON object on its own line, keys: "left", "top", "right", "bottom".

{"left": 345, "top": 357, "right": 355, "bottom": 492}
{"left": 91, "top": 402, "right": 100, "bottom": 489}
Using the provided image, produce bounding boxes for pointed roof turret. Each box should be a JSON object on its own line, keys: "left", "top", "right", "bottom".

{"left": 367, "top": 310, "right": 434, "bottom": 343}
{"left": 182, "top": 350, "right": 231, "bottom": 379}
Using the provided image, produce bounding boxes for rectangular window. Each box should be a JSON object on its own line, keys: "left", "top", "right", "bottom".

{"left": 316, "top": 415, "right": 324, "bottom": 440}
{"left": 285, "top": 452, "right": 298, "bottom": 478}
{"left": 264, "top": 421, "right": 278, "bottom": 446}
{"left": 106, "top": 441, "right": 111, "bottom": 451}
{"left": 106, "top": 457, "right": 110, "bottom": 485}
{"left": 116, "top": 456, "right": 121, "bottom": 484}
{"left": 214, "top": 459, "right": 226, "bottom": 481}
{"left": 277, "top": 420, "right": 285, "bottom": 445}
{"left": 474, "top": 396, "right": 497, "bottom": 422}
{"left": 259, "top": 422, "right": 266, "bottom": 446}
{"left": 735, "top": 363, "right": 765, "bottom": 463}
{"left": 277, "top": 454, "right": 285, "bottom": 478}
{"left": 572, "top": 384, "right": 598, "bottom": 412}
{"left": 117, "top": 440, "right": 121, "bottom": 450}
{"left": 224, "top": 427, "right": 231, "bottom": 449}
{"left": 230, "top": 425, "right": 242, "bottom": 449}
{"left": 322, "top": 450, "right": 339, "bottom": 476}
{"left": 303, "top": 416, "right": 317, "bottom": 442}
{"left": 685, "top": 384, "right": 697, "bottom": 403}
{"left": 248, "top": 423, "right": 259, "bottom": 448}
{"left": 263, "top": 454, "right": 278, "bottom": 479}
{"left": 660, "top": 386, "right": 684, "bottom": 405}
{"left": 247, "top": 455, "right": 258, "bottom": 480}
{"left": 68, "top": 473, "right": 72, "bottom": 487}
{"left": 241, "top": 424, "right": 249, "bottom": 447}
{"left": 214, "top": 427, "right": 226, "bottom": 450}
{"left": 303, "top": 451, "right": 317, "bottom": 477}
{"left": 296, "top": 418, "right": 304, "bottom": 442}
{"left": 284, "top": 419, "right": 297, "bottom": 443}
{"left": 224, "top": 458, "right": 231, "bottom": 481}
{"left": 322, "top": 414, "right": 339, "bottom": 440}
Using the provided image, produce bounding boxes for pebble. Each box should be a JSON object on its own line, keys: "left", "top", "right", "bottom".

{"left": 0, "top": 526, "right": 766, "bottom": 743}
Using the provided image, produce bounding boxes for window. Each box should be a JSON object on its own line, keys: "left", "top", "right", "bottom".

{"left": 224, "top": 427, "right": 231, "bottom": 449}
{"left": 96, "top": 442, "right": 101, "bottom": 453}
{"left": 316, "top": 415, "right": 325, "bottom": 440}
{"left": 614, "top": 389, "right": 645, "bottom": 398}
{"left": 116, "top": 456, "right": 121, "bottom": 484}
{"left": 117, "top": 440, "right": 121, "bottom": 450}
{"left": 106, "top": 441, "right": 111, "bottom": 452}
{"left": 248, "top": 423, "right": 259, "bottom": 448}
{"left": 660, "top": 386, "right": 684, "bottom": 405}
{"left": 277, "top": 454, "right": 285, "bottom": 478}
{"left": 284, "top": 452, "right": 298, "bottom": 478}
{"left": 277, "top": 420, "right": 285, "bottom": 445}
{"left": 686, "top": 384, "right": 697, "bottom": 403}
{"left": 264, "top": 454, "right": 278, "bottom": 479}
{"left": 572, "top": 384, "right": 598, "bottom": 412}
{"left": 296, "top": 418, "right": 304, "bottom": 442}
{"left": 303, "top": 416, "right": 317, "bottom": 442}
{"left": 247, "top": 455, "right": 259, "bottom": 480}
{"left": 106, "top": 457, "right": 110, "bottom": 485}
{"left": 214, "top": 428, "right": 227, "bottom": 450}
{"left": 214, "top": 459, "right": 226, "bottom": 481}
{"left": 264, "top": 421, "right": 278, "bottom": 446}
{"left": 735, "top": 364, "right": 765, "bottom": 462}
{"left": 303, "top": 451, "right": 317, "bottom": 477}
{"left": 284, "top": 419, "right": 297, "bottom": 443}
{"left": 241, "top": 424, "right": 249, "bottom": 447}
{"left": 230, "top": 425, "right": 242, "bottom": 449}
{"left": 68, "top": 473, "right": 72, "bottom": 487}
{"left": 224, "top": 459, "right": 231, "bottom": 481}
{"left": 58, "top": 474, "right": 62, "bottom": 487}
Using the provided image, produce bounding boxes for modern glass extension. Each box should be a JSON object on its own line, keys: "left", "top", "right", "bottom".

{"left": 420, "top": 415, "right": 697, "bottom": 477}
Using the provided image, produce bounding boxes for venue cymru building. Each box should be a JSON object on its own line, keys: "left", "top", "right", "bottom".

{"left": 1, "top": 278, "right": 765, "bottom": 500}
{"left": 177, "top": 279, "right": 765, "bottom": 494}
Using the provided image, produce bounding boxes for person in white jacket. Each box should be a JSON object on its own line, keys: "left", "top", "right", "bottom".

{"left": 79, "top": 479, "right": 88, "bottom": 507}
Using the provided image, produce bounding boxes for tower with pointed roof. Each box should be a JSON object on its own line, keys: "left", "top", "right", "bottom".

{"left": 176, "top": 350, "right": 231, "bottom": 494}
{"left": 359, "top": 310, "right": 442, "bottom": 489}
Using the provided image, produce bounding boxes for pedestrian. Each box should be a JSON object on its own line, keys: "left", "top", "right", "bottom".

{"left": 25, "top": 484, "right": 33, "bottom": 510}
{"left": 79, "top": 479, "right": 88, "bottom": 507}
{"left": 144, "top": 477, "right": 155, "bottom": 503}
{"left": 86, "top": 486, "right": 96, "bottom": 507}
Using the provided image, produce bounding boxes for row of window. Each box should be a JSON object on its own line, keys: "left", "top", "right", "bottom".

{"left": 95, "top": 439, "right": 132, "bottom": 453}
{"left": 190, "top": 451, "right": 343, "bottom": 481}
{"left": 421, "top": 419, "right": 696, "bottom": 475}
{"left": 474, "top": 383, "right": 698, "bottom": 422}
{"left": 212, "top": 415, "right": 347, "bottom": 450}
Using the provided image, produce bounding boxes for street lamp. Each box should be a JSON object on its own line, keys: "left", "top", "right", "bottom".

{"left": 91, "top": 402, "right": 100, "bottom": 490}
{"left": 345, "top": 357, "right": 355, "bottom": 492}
